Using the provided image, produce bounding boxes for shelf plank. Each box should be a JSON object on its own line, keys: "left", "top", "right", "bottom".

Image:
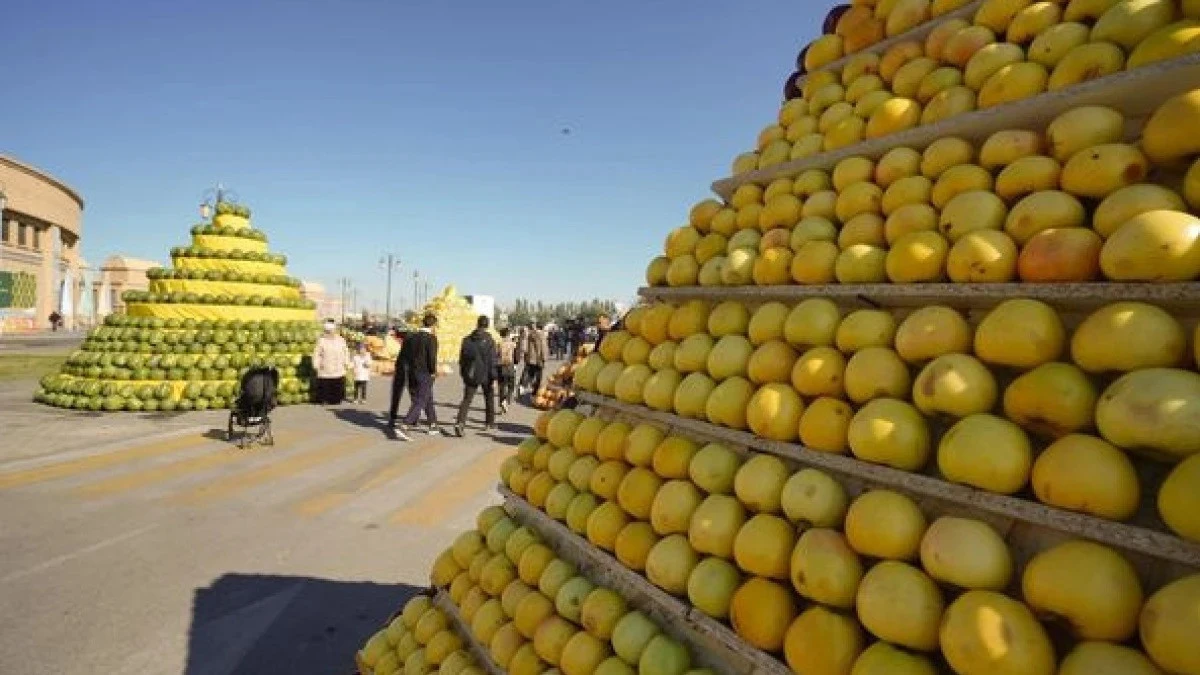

{"left": 576, "top": 392, "right": 1200, "bottom": 573}
{"left": 637, "top": 282, "right": 1200, "bottom": 314}
{"left": 432, "top": 589, "right": 506, "bottom": 675}
{"left": 714, "top": 52, "right": 1200, "bottom": 199}
{"left": 791, "top": 0, "right": 984, "bottom": 93}
{"left": 502, "top": 489, "right": 792, "bottom": 675}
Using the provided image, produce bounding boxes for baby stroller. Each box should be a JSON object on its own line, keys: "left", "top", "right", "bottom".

{"left": 227, "top": 366, "right": 279, "bottom": 448}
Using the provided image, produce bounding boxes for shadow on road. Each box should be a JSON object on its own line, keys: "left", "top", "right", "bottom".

{"left": 331, "top": 407, "right": 392, "bottom": 436}
{"left": 185, "top": 572, "right": 419, "bottom": 675}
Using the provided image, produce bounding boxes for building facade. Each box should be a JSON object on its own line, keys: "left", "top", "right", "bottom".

{"left": 0, "top": 155, "right": 85, "bottom": 333}
{"left": 93, "top": 255, "right": 157, "bottom": 319}
{"left": 301, "top": 281, "right": 343, "bottom": 321}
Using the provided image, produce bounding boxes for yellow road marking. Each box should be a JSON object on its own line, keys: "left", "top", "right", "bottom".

{"left": 166, "top": 433, "right": 378, "bottom": 506}
{"left": 74, "top": 430, "right": 305, "bottom": 498}
{"left": 291, "top": 440, "right": 443, "bottom": 517}
{"left": 0, "top": 434, "right": 209, "bottom": 490}
{"left": 389, "top": 447, "right": 511, "bottom": 526}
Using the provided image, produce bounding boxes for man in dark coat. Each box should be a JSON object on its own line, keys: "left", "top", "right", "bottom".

{"left": 395, "top": 313, "right": 440, "bottom": 441}
{"left": 386, "top": 328, "right": 411, "bottom": 429}
{"left": 453, "top": 315, "right": 497, "bottom": 437}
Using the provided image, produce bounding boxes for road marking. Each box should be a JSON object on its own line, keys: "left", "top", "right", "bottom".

{"left": 291, "top": 440, "right": 444, "bottom": 517}
{"left": 166, "top": 433, "right": 378, "bottom": 506}
{"left": 0, "top": 434, "right": 210, "bottom": 490}
{"left": 388, "top": 447, "right": 511, "bottom": 526}
{"left": 0, "top": 523, "right": 158, "bottom": 584}
{"left": 73, "top": 430, "right": 305, "bottom": 498}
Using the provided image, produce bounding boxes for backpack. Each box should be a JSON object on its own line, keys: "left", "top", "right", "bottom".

{"left": 460, "top": 333, "right": 490, "bottom": 385}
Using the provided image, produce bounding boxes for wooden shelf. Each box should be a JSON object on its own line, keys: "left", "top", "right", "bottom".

{"left": 637, "top": 282, "right": 1200, "bottom": 315}
{"left": 432, "top": 589, "right": 506, "bottom": 675}
{"left": 792, "top": 0, "right": 984, "bottom": 92}
{"left": 714, "top": 52, "right": 1200, "bottom": 199}
{"left": 501, "top": 489, "right": 791, "bottom": 675}
{"left": 575, "top": 392, "right": 1200, "bottom": 581}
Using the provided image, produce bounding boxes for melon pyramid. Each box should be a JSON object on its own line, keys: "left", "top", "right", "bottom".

{"left": 34, "top": 200, "right": 318, "bottom": 412}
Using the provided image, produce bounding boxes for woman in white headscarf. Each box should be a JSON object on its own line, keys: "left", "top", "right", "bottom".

{"left": 312, "top": 319, "right": 350, "bottom": 405}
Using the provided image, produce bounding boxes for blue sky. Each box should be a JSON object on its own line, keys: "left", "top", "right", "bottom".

{"left": 4, "top": 0, "right": 822, "bottom": 312}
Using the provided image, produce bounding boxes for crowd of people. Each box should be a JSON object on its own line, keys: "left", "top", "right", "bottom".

{"left": 310, "top": 313, "right": 613, "bottom": 442}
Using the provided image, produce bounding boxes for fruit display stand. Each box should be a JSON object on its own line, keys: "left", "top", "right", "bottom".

{"left": 534, "top": 0, "right": 1200, "bottom": 670}
{"left": 534, "top": 346, "right": 597, "bottom": 411}
{"left": 415, "top": 286, "right": 487, "bottom": 374}
{"left": 432, "top": 590, "right": 506, "bottom": 675}
{"left": 498, "top": 487, "right": 788, "bottom": 675}
{"left": 354, "top": 590, "right": 497, "bottom": 675}
{"left": 358, "top": 2, "right": 1200, "bottom": 673}
{"left": 33, "top": 200, "right": 319, "bottom": 411}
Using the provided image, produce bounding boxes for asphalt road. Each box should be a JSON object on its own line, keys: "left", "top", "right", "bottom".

{"left": 0, "top": 372, "right": 539, "bottom": 675}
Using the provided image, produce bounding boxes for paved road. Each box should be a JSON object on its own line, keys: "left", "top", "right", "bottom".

{"left": 0, "top": 371, "right": 543, "bottom": 675}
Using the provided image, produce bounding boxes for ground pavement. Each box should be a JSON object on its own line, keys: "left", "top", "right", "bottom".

{"left": 0, "top": 369, "right": 547, "bottom": 675}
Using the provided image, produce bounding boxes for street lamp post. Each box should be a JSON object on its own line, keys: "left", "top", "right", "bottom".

{"left": 413, "top": 270, "right": 421, "bottom": 315}
{"left": 198, "top": 182, "right": 238, "bottom": 220}
{"left": 337, "top": 277, "right": 351, "bottom": 324}
{"left": 379, "top": 254, "right": 401, "bottom": 330}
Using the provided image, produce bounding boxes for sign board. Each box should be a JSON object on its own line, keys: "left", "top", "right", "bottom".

{"left": 0, "top": 271, "right": 36, "bottom": 309}
{"left": 464, "top": 294, "right": 495, "bottom": 323}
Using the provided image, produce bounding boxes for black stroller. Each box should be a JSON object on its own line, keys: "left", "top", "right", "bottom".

{"left": 227, "top": 366, "right": 279, "bottom": 448}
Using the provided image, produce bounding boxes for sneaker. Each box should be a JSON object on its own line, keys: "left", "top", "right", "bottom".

{"left": 426, "top": 426, "right": 442, "bottom": 435}
{"left": 393, "top": 427, "right": 411, "bottom": 441}
{"left": 454, "top": 424, "right": 465, "bottom": 437}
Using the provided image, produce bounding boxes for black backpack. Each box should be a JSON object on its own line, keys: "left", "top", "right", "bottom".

{"left": 460, "top": 334, "right": 490, "bottom": 385}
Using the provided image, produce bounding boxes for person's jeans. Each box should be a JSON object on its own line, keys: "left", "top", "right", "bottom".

{"left": 403, "top": 374, "right": 437, "bottom": 426}
{"left": 316, "top": 377, "right": 345, "bottom": 404}
{"left": 524, "top": 364, "right": 544, "bottom": 396}
{"left": 455, "top": 379, "right": 495, "bottom": 428}
{"left": 496, "top": 366, "right": 515, "bottom": 406}
{"left": 387, "top": 368, "right": 408, "bottom": 424}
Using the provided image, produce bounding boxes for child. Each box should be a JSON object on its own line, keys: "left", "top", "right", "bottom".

{"left": 351, "top": 343, "right": 372, "bottom": 404}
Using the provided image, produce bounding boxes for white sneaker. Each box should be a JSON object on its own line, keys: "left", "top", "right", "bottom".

{"left": 394, "top": 427, "right": 411, "bottom": 441}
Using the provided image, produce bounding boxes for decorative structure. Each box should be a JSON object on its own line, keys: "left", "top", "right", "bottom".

{"left": 34, "top": 192, "right": 318, "bottom": 411}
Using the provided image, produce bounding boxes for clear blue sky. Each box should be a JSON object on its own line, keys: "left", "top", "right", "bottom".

{"left": 4, "top": 0, "right": 823, "bottom": 312}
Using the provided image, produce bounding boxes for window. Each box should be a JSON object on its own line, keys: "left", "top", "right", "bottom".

{"left": 30, "top": 226, "right": 40, "bottom": 250}
{"left": 16, "top": 223, "right": 26, "bottom": 247}
{"left": 1, "top": 220, "right": 9, "bottom": 243}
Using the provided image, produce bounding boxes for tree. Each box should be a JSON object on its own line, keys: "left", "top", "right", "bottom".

{"left": 501, "top": 298, "right": 619, "bottom": 326}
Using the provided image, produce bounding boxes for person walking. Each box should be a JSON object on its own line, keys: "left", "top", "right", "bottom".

{"left": 395, "top": 314, "right": 441, "bottom": 441}
{"left": 523, "top": 322, "right": 549, "bottom": 401}
{"left": 387, "top": 329, "right": 410, "bottom": 428}
{"left": 594, "top": 314, "right": 612, "bottom": 351}
{"left": 453, "top": 316, "right": 497, "bottom": 436}
{"left": 351, "top": 343, "right": 373, "bottom": 404}
{"left": 312, "top": 320, "right": 350, "bottom": 405}
{"left": 495, "top": 327, "right": 517, "bottom": 415}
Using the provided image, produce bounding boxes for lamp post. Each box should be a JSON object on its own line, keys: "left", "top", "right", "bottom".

{"left": 379, "top": 254, "right": 401, "bottom": 330}
{"left": 198, "top": 183, "right": 238, "bottom": 220}
{"left": 337, "top": 277, "right": 351, "bottom": 324}
{"left": 413, "top": 270, "right": 421, "bottom": 315}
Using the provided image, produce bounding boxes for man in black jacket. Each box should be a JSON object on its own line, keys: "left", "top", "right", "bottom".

{"left": 386, "top": 328, "right": 411, "bottom": 429}
{"left": 395, "top": 313, "right": 441, "bottom": 441}
{"left": 453, "top": 316, "right": 497, "bottom": 437}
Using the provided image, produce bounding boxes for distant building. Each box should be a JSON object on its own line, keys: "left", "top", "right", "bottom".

{"left": 0, "top": 155, "right": 85, "bottom": 333}
{"left": 301, "top": 281, "right": 342, "bottom": 320}
{"left": 93, "top": 255, "right": 158, "bottom": 319}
